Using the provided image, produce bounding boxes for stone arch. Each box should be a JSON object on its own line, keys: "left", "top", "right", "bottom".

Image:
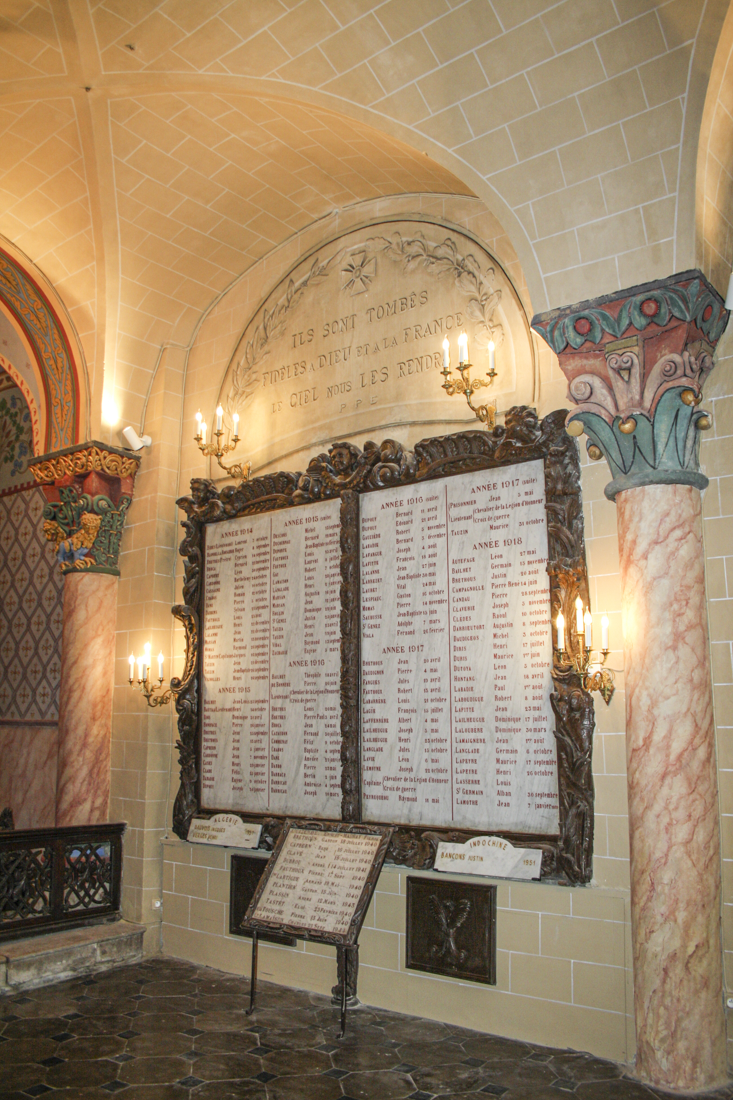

{"left": 0, "top": 240, "right": 88, "bottom": 454}
{"left": 696, "top": 0, "right": 733, "bottom": 294}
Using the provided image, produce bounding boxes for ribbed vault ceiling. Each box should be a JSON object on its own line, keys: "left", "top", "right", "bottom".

{"left": 0, "top": 0, "right": 719, "bottom": 425}
{"left": 0, "top": 1, "right": 474, "bottom": 418}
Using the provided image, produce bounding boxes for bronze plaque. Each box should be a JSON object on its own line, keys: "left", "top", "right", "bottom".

{"left": 229, "top": 854, "right": 295, "bottom": 946}
{"left": 406, "top": 876, "right": 496, "bottom": 984}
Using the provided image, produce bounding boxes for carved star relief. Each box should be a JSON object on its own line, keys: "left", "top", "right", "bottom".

{"left": 341, "top": 252, "right": 376, "bottom": 295}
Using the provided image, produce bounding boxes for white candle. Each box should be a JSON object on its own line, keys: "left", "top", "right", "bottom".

{"left": 232, "top": 412, "right": 240, "bottom": 436}
{"left": 442, "top": 337, "right": 450, "bottom": 369}
{"left": 602, "top": 615, "right": 609, "bottom": 650}
{"left": 200, "top": 421, "right": 207, "bottom": 445}
{"left": 575, "top": 595, "right": 584, "bottom": 635}
{"left": 137, "top": 654, "right": 145, "bottom": 681}
{"left": 488, "top": 339, "right": 495, "bottom": 374}
{"left": 556, "top": 611, "right": 565, "bottom": 652}
{"left": 216, "top": 405, "right": 223, "bottom": 431}
{"left": 158, "top": 651, "right": 164, "bottom": 680}
{"left": 128, "top": 653, "right": 135, "bottom": 680}
{"left": 458, "top": 332, "right": 468, "bottom": 363}
{"left": 195, "top": 410, "right": 202, "bottom": 436}
{"left": 584, "top": 609, "right": 592, "bottom": 648}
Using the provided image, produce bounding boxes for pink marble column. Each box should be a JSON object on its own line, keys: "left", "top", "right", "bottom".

{"left": 618, "top": 484, "right": 726, "bottom": 1090}
{"left": 531, "top": 271, "right": 730, "bottom": 1091}
{"left": 55, "top": 572, "right": 118, "bottom": 826}
{"left": 29, "top": 441, "right": 140, "bottom": 827}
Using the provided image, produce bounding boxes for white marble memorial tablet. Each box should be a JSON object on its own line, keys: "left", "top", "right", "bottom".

{"left": 201, "top": 497, "right": 342, "bottom": 817}
{"left": 251, "top": 828, "right": 383, "bottom": 936}
{"left": 188, "top": 814, "right": 262, "bottom": 849}
{"left": 360, "top": 458, "right": 558, "bottom": 834}
{"left": 434, "top": 836, "right": 542, "bottom": 879}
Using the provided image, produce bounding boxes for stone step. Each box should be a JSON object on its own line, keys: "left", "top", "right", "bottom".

{"left": 0, "top": 919, "right": 145, "bottom": 991}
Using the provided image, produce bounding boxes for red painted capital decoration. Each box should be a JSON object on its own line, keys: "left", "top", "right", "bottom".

{"left": 531, "top": 270, "right": 728, "bottom": 499}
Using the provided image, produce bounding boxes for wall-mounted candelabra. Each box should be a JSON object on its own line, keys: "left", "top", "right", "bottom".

{"left": 440, "top": 332, "right": 497, "bottom": 429}
{"left": 129, "top": 643, "right": 177, "bottom": 708}
{"left": 555, "top": 597, "right": 616, "bottom": 705}
{"left": 194, "top": 406, "right": 251, "bottom": 483}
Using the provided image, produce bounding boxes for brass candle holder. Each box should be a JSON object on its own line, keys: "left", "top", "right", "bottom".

{"left": 555, "top": 641, "right": 615, "bottom": 705}
{"left": 128, "top": 645, "right": 178, "bottom": 708}
{"left": 440, "top": 333, "right": 497, "bottom": 429}
{"left": 194, "top": 406, "right": 251, "bottom": 483}
{"left": 555, "top": 602, "right": 616, "bottom": 705}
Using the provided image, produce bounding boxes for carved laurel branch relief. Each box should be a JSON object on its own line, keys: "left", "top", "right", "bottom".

{"left": 224, "top": 230, "right": 504, "bottom": 420}
{"left": 369, "top": 232, "right": 504, "bottom": 349}
{"left": 173, "top": 406, "right": 595, "bottom": 885}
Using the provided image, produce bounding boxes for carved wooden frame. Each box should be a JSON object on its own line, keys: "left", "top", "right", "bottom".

{"left": 241, "top": 820, "right": 393, "bottom": 947}
{"left": 173, "top": 406, "right": 596, "bottom": 884}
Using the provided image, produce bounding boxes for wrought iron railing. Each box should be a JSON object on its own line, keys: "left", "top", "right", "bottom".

{"left": 0, "top": 822, "right": 124, "bottom": 941}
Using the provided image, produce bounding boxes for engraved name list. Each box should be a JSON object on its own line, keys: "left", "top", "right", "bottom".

{"left": 360, "top": 459, "right": 558, "bottom": 834}
{"left": 201, "top": 498, "right": 342, "bottom": 817}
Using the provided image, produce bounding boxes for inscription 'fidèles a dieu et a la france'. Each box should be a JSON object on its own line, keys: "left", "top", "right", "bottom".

{"left": 263, "top": 290, "right": 461, "bottom": 411}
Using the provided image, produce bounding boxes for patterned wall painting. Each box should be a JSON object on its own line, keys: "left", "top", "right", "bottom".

{"left": 0, "top": 370, "right": 63, "bottom": 724}
{"left": 0, "top": 372, "right": 33, "bottom": 497}
{"left": 0, "top": 487, "right": 63, "bottom": 722}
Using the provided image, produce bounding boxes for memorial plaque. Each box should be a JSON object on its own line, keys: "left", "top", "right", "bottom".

{"left": 219, "top": 218, "right": 535, "bottom": 471}
{"left": 360, "top": 458, "right": 556, "bottom": 833}
{"left": 434, "top": 836, "right": 542, "bottom": 879}
{"left": 175, "top": 408, "right": 596, "bottom": 885}
{"left": 244, "top": 822, "right": 392, "bottom": 943}
{"left": 188, "top": 813, "right": 261, "bottom": 848}
{"left": 201, "top": 497, "right": 342, "bottom": 816}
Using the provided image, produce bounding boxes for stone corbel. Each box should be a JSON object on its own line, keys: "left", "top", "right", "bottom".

{"left": 28, "top": 441, "right": 141, "bottom": 575}
{"left": 531, "top": 270, "right": 727, "bottom": 499}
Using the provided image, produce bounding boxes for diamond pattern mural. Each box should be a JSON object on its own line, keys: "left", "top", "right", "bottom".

{"left": 0, "top": 487, "right": 62, "bottom": 722}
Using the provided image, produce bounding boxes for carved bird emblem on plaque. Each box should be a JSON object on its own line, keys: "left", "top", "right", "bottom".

{"left": 429, "top": 894, "right": 471, "bottom": 965}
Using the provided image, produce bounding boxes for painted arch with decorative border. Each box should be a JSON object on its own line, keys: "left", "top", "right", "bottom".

{"left": 0, "top": 240, "right": 88, "bottom": 453}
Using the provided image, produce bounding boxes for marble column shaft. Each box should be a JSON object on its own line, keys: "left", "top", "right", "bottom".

{"left": 55, "top": 572, "right": 118, "bottom": 826}
{"left": 618, "top": 483, "right": 726, "bottom": 1090}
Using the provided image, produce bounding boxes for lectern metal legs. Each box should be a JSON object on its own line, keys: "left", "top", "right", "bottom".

{"left": 337, "top": 945, "right": 358, "bottom": 1039}
{"left": 247, "top": 931, "right": 258, "bottom": 1015}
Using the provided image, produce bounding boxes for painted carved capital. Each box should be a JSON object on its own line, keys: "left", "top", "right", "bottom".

{"left": 28, "top": 440, "right": 141, "bottom": 576}
{"left": 531, "top": 270, "right": 728, "bottom": 500}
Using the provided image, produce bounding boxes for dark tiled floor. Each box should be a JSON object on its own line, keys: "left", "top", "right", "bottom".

{"left": 0, "top": 957, "right": 729, "bottom": 1100}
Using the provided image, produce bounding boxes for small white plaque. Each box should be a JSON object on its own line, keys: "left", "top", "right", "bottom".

{"left": 434, "top": 835, "right": 541, "bottom": 880}
{"left": 188, "top": 814, "right": 262, "bottom": 849}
